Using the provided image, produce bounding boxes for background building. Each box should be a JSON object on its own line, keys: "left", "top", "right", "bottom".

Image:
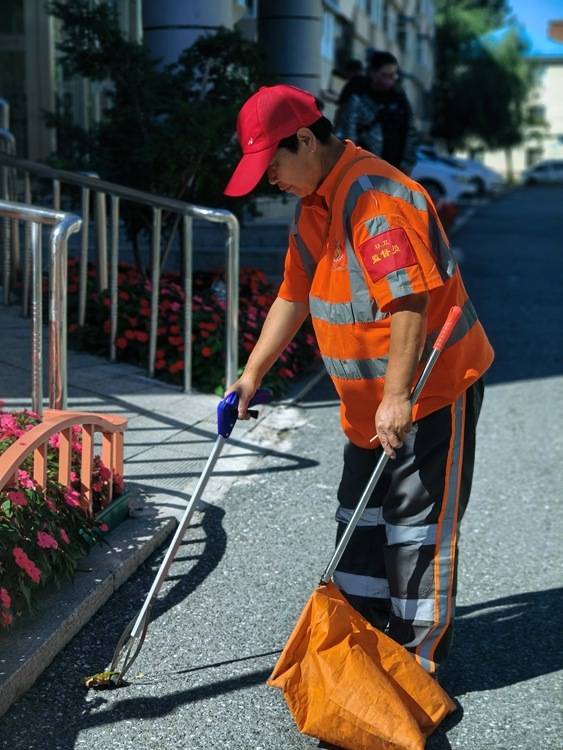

{"left": 0, "top": 0, "right": 435, "bottom": 161}
{"left": 474, "top": 53, "right": 563, "bottom": 177}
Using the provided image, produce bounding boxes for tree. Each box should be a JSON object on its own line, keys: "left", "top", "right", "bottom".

{"left": 46, "top": 1, "right": 269, "bottom": 263}
{"left": 432, "top": 0, "right": 534, "bottom": 164}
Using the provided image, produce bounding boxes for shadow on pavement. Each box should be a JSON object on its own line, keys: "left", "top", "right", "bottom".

{"left": 442, "top": 586, "right": 563, "bottom": 695}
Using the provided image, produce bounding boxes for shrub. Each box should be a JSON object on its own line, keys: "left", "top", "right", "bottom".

{"left": 0, "top": 405, "right": 123, "bottom": 628}
{"left": 66, "top": 259, "right": 321, "bottom": 395}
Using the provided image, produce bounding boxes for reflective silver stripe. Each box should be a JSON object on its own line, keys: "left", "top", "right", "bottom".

{"left": 365, "top": 215, "right": 390, "bottom": 236}
{"left": 334, "top": 570, "right": 390, "bottom": 599}
{"left": 385, "top": 268, "right": 414, "bottom": 298}
{"left": 356, "top": 174, "right": 428, "bottom": 211}
{"left": 386, "top": 523, "right": 437, "bottom": 546}
{"left": 428, "top": 209, "right": 456, "bottom": 280}
{"left": 322, "top": 355, "right": 388, "bottom": 380}
{"left": 309, "top": 295, "right": 387, "bottom": 324}
{"left": 427, "top": 298, "right": 479, "bottom": 350}
{"left": 291, "top": 201, "right": 316, "bottom": 281}
{"left": 335, "top": 505, "right": 384, "bottom": 527}
{"left": 417, "top": 393, "right": 465, "bottom": 666}
{"left": 391, "top": 597, "right": 436, "bottom": 623}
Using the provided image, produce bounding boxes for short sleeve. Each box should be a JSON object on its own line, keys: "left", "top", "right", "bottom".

{"left": 350, "top": 192, "right": 447, "bottom": 312}
{"left": 277, "top": 234, "right": 313, "bottom": 303}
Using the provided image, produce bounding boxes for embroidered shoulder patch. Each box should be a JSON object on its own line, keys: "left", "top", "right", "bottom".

{"left": 358, "top": 227, "right": 417, "bottom": 283}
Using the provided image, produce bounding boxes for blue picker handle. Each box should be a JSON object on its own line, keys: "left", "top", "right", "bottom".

{"left": 217, "top": 388, "right": 273, "bottom": 438}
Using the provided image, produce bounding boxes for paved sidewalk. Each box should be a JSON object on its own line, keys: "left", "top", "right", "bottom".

{"left": 0, "top": 303, "right": 298, "bottom": 717}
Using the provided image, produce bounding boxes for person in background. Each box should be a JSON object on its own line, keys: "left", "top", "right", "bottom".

{"left": 336, "top": 50, "right": 418, "bottom": 175}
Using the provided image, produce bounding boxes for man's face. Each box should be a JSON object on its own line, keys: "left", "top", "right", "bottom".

{"left": 369, "top": 63, "right": 399, "bottom": 91}
{"left": 267, "top": 131, "right": 321, "bottom": 198}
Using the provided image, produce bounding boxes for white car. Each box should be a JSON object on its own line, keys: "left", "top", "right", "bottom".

{"left": 522, "top": 159, "right": 563, "bottom": 184}
{"left": 418, "top": 147, "right": 504, "bottom": 195}
{"left": 411, "top": 151, "right": 477, "bottom": 204}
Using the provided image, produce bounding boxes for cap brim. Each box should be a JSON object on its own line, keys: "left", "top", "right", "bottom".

{"left": 224, "top": 146, "right": 277, "bottom": 197}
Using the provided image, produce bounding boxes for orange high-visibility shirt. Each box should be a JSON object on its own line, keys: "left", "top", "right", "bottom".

{"left": 278, "top": 141, "right": 494, "bottom": 447}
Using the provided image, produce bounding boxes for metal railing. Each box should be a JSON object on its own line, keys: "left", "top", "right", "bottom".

{"left": 0, "top": 152, "right": 240, "bottom": 394}
{"left": 0, "top": 199, "right": 82, "bottom": 415}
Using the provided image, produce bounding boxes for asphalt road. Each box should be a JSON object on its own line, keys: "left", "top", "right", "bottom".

{"left": 1, "top": 186, "right": 562, "bottom": 750}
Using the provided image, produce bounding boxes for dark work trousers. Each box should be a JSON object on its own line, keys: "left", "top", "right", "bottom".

{"left": 334, "top": 380, "right": 484, "bottom": 674}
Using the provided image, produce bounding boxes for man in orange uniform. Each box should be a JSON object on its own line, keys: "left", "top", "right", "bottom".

{"left": 224, "top": 85, "right": 494, "bottom": 676}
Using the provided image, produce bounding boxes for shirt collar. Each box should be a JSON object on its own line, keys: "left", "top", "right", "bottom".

{"left": 314, "top": 140, "right": 362, "bottom": 208}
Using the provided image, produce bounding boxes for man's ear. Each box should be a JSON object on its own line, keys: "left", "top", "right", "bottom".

{"left": 296, "top": 127, "right": 316, "bottom": 152}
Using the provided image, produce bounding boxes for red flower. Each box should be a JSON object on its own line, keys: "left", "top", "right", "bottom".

{"left": 168, "top": 361, "right": 184, "bottom": 374}
{"left": 169, "top": 324, "right": 181, "bottom": 335}
{"left": 168, "top": 336, "right": 183, "bottom": 347}
{"left": 59, "top": 528, "right": 70, "bottom": 544}
{"left": 1, "top": 611, "right": 13, "bottom": 627}
{"left": 201, "top": 346, "right": 212, "bottom": 358}
{"left": 7, "top": 490, "right": 27, "bottom": 507}
{"left": 98, "top": 523, "right": 109, "bottom": 532}
{"left": 116, "top": 337, "right": 128, "bottom": 349}
{"left": 0, "top": 587, "right": 11, "bottom": 610}
{"left": 119, "top": 290, "right": 130, "bottom": 301}
{"left": 12, "top": 547, "right": 41, "bottom": 583}
{"left": 155, "top": 359, "right": 167, "bottom": 370}
{"left": 124, "top": 329, "right": 136, "bottom": 340}
{"left": 136, "top": 331, "right": 149, "bottom": 343}
{"left": 37, "top": 531, "right": 59, "bottom": 550}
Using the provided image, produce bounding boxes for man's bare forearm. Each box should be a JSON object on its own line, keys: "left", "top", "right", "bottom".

{"left": 384, "top": 293, "right": 429, "bottom": 399}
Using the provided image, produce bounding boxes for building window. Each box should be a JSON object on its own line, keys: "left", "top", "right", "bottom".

{"left": 397, "top": 13, "right": 407, "bottom": 51}
{"left": 369, "top": 0, "right": 382, "bottom": 25}
{"left": 321, "top": 11, "right": 335, "bottom": 60}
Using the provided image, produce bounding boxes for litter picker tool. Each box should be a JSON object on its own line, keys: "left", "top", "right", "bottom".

{"left": 268, "top": 306, "right": 463, "bottom": 750}
{"left": 83, "top": 388, "right": 272, "bottom": 689}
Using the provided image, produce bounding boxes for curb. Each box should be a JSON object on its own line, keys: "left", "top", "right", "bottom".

{"left": 0, "top": 505, "right": 176, "bottom": 718}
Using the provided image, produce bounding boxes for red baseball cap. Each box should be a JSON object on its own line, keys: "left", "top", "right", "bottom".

{"left": 224, "top": 85, "right": 323, "bottom": 197}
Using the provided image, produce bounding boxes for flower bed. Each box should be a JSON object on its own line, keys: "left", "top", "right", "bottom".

{"left": 0, "top": 405, "right": 123, "bottom": 629}
{"left": 66, "top": 261, "right": 320, "bottom": 395}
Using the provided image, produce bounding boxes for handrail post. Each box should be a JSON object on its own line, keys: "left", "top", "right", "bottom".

{"left": 110, "top": 195, "right": 120, "bottom": 361}
{"left": 148, "top": 207, "right": 162, "bottom": 377}
{"left": 30, "top": 222, "right": 43, "bottom": 416}
{"left": 48, "top": 214, "right": 82, "bottom": 409}
{"left": 95, "top": 191, "right": 108, "bottom": 291}
{"left": 79, "top": 186, "right": 90, "bottom": 326}
{"left": 182, "top": 214, "right": 193, "bottom": 392}
{"left": 0, "top": 130, "right": 16, "bottom": 305}
{"left": 22, "top": 174, "right": 32, "bottom": 316}
{"left": 225, "top": 215, "right": 240, "bottom": 388}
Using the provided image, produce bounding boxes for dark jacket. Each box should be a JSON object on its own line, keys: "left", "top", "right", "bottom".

{"left": 335, "top": 76, "right": 418, "bottom": 175}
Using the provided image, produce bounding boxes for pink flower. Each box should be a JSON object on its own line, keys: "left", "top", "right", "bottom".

{"left": 92, "top": 481, "right": 103, "bottom": 493}
{"left": 17, "top": 470, "right": 35, "bottom": 489}
{"left": 7, "top": 490, "right": 28, "bottom": 507}
{"left": 1, "top": 611, "right": 13, "bottom": 627}
{"left": 71, "top": 441, "right": 82, "bottom": 454}
{"left": 48, "top": 433, "right": 60, "bottom": 449}
{"left": 70, "top": 471, "right": 78, "bottom": 483}
{"left": 45, "top": 499, "right": 57, "bottom": 513}
{"left": 64, "top": 488, "right": 81, "bottom": 508}
{"left": 0, "top": 413, "right": 21, "bottom": 438}
{"left": 0, "top": 587, "right": 11, "bottom": 610}
{"left": 71, "top": 425, "right": 82, "bottom": 437}
{"left": 98, "top": 523, "right": 109, "bottom": 532}
{"left": 12, "top": 547, "right": 41, "bottom": 583}
{"left": 59, "top": 528, "right": 70, "bottom": 544}
{"left": 98, "top": 465, "right": 111, "bottom": 481}
{"left": 36, "top": 531, "right": 59, "bottom": 550}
